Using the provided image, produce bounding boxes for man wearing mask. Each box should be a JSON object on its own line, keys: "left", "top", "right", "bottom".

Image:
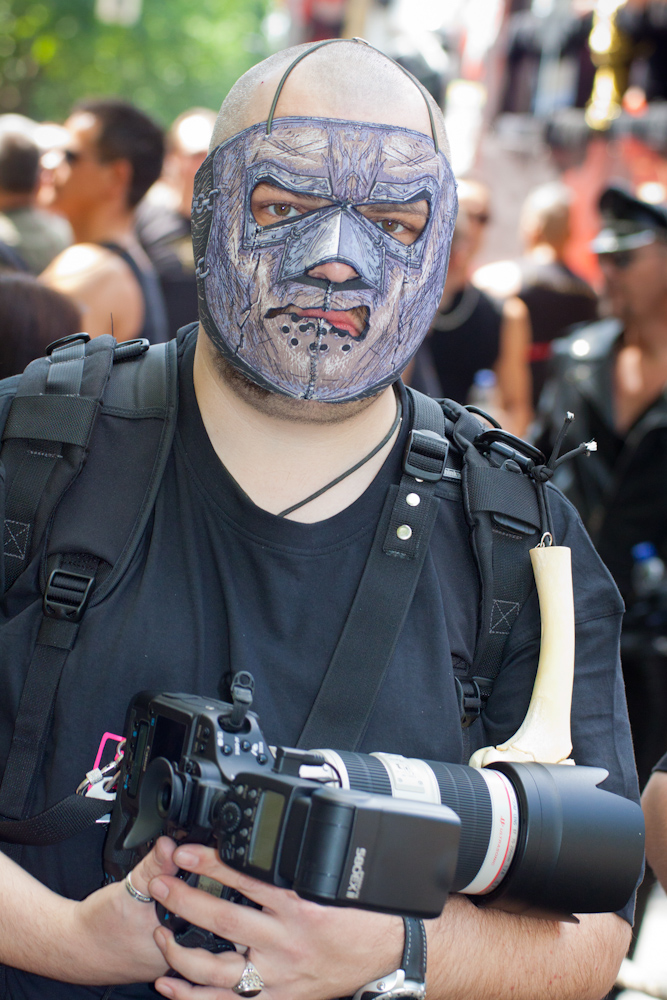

{"left": 0, "top": 42, "right": 637, "bottom": 1000}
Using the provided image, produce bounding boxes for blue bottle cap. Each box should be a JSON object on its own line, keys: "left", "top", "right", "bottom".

{"left": 632, "top": 541, "right": 658, "bottom": 562}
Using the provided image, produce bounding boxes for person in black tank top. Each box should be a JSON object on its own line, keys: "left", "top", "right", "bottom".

{"left": 40, "top": 98, "right": 169, "bottom": 344}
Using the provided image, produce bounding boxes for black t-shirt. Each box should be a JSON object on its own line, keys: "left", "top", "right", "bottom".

{"left": 410, "top": 284, "right": 502, "bottom": 404}
{"left": 0, "top": 334, "right": 639, "bottom": 999}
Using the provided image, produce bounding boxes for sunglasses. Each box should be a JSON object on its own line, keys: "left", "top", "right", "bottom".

{"left": 597, "top": 249, "right": 639, "bottom": 270}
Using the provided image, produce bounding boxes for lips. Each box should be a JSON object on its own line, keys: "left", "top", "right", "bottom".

{"left": 265, "top": 304, "right": 370, "bottom": 339}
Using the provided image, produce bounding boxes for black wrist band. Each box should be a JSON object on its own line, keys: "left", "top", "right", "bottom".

{"left": 351, "top": 915, "right": 427, "bottom": 1000}
{"left": 401, "top": 916, "right": 427, "bottom": 985}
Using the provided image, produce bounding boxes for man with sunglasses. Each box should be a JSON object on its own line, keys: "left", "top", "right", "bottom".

{"left": 40, "top": 98, "right": 169, "bottom": 345}
{"left": 535, "top": 185, "right": 667, "bottom": 788}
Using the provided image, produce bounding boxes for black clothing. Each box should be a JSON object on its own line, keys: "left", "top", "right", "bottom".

{"left": 535, "top": 319, "right": 667, "bottom": 602}
{"left": 410, "top": 284, "right": 501, "bottom": 403}
{"left": 135, "top": 200, "right": 199, "bottom": 339}
{"left": 535, "top": 318, "right": 667, "bottom": 786}
{"left": 517, "top": 258, "right": 598, "bottom": 405}
{"left": 101, "top": 242, "right": 169, "bottom": 345}
{"left": 0, "top": 329, "right": 639, "bottom": 998}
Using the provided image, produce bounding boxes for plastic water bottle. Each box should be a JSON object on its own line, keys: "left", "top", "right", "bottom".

{"left": 467, "top": 369, "right": 499, "bottom": 410}
{"left": 631, "top": 542, "right": 666, "bottom": 598}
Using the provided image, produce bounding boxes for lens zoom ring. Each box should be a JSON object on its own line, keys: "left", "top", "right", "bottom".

{"left": 427, "top": 761, "right": 493, "bottom": 890}
{"left": 336, "top": 751, "right": 393, "bottom": 795}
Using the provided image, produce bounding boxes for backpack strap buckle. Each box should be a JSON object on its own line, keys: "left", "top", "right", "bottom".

{"left": 43, "top": 569, "right": 94, "bottom": 622}
{"left": 45, "top": 333, "right": 91, "bottom": 356}
{"left": 403, "top": 429, "right": 449, "bottom": 482}
{"left": 455, "top": 677, "right": 482, "bottom": 728}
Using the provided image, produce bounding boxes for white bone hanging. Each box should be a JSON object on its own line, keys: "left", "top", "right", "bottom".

{"left": 469, "top": 536, "right": 575, "bottom": 768}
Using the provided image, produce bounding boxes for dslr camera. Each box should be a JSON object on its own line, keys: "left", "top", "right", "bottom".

{"left": 104, "top": 677, "right": 644, "bottom": 951}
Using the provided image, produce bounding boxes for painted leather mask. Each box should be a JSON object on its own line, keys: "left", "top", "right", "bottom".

{"left": 192, "top": 117, "right": 457, "bottom": 402}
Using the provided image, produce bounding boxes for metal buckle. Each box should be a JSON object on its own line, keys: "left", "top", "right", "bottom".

{"left": 43, "top": 569, "right": 94, "bottom": 622}
{"left": 403, "top": 429, "right": 449, "bottom": 482}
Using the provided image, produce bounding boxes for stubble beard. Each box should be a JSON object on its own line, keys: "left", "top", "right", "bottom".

{"left": 205, "top": 335, "right": 382, "bottom": 426}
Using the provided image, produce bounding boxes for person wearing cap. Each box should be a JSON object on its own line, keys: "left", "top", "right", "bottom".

{"left": 534, "top": 184, "right": 667, "bottom": 789}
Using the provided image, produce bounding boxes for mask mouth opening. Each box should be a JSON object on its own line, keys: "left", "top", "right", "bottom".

{"left": 265, "top": 304, "right": 371, "bottom": 341}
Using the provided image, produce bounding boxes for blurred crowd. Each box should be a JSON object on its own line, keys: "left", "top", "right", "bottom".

{"left": 1, "top": 89, "right": 667, "bottom": 804}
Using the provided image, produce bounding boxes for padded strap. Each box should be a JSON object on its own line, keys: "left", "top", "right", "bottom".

{"left": 0, "top": 338, "right": 179, "bottom": 852}
{"left": 0, "top": 795, "right": 109, "bottom": 846}
{"left": 298, "top": 390, "right": 447, "bottom": 751}
{"left": 2, "top": 335, "right": 113, "bottom": 590}
{"left": 0, "top": 554, "right": 99, "bottom": 860}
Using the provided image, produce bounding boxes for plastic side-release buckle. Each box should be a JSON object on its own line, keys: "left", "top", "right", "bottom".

{"left": 43, "top": 568, "right": 94, "bottom": 622}
{"left": 474, "top": 429, "right": 545, "bottom": 473}
{"left": 403, "top": 429, "right": 449, "bottom": 482}
{"left": 455, "top": 677, "right": 482, "bottom": 728}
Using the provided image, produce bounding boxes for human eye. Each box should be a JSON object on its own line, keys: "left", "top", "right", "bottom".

{"left": 374, "top": 218, "right": 407, "bottom": 237}
{"left": 266, "top": 202, "right": 301, "bottom": 221}
{"left": 357, "top": 200, "right": 429, "bottom": 246}
{"left": 251, "top": 182, "right": 330, "bottom": 227}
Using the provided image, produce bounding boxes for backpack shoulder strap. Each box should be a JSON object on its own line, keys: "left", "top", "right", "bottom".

{"left": 440, "top": 396, "right": 546, "bottom": 728}
{"left": 0, "top": 333, "right": 179, "bottom": 853}
{"left": 297, "top": 387, "right": 450, "bottom": 751}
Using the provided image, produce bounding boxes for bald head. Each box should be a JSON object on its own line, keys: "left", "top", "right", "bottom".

{"left": 211, "top": 40, "right": 449, "bottom": 157}
{"left": 520, "top": 182, "right": 572, "bottom": 252}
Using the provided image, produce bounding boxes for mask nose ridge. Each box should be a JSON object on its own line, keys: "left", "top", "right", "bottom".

{"left": 278, "top": 205, "right": 385, "bottom": 290}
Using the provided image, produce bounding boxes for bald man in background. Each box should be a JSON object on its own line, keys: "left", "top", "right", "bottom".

{"left": 0, "top": 42, "right": 636, "bottom": 1000}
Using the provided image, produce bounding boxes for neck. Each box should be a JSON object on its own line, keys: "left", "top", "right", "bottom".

{"left": 192, "top": 330, "right": 401, "bottom": 522}
{"left": 69, "top": 201, "right": 135, "bottom": 245}
{"left": 527, "top": 243, "right": 559, "bottom": 265}
{"left": 622, "top": 310, "right": 667, "bottom": 359}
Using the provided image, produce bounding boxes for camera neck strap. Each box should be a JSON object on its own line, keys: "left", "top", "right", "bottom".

{"left": 297, "top": 388, "right": 448, "bottom": 752}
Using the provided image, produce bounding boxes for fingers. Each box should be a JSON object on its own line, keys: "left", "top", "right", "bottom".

{"left": 153, "top": 928, "right": 252, "bottom": 998}
{"left": 167, "top": 844, "right": 292, "bottom": 911}
{"left": 130, "top": 837, "right": 179, "bottom": 898}
{"left": 148, "top": 870, "right": 270, "bottom": 949}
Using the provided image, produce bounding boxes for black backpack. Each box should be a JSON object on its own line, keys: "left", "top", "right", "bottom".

{"left": 0, "top": 328, "right": 549, "bottom": 852}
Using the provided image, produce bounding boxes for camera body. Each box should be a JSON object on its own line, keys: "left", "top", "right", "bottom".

{"left": 105, "top": 690, "right": 461, "bottom": 919}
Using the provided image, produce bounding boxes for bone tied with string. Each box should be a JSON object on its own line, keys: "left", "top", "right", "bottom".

{"left": 470, "top": 537, "right": 575, "bottom": 768}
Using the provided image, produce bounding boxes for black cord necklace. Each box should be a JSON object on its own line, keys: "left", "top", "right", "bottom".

{"left": 278, "top": 396, "right": 403, "bottom": 518}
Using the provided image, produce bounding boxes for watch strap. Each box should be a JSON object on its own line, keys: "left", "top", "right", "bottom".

{"left": 402, "top": 917, "right": 427, "bottom": 985}
{"left": 351, "top": 916, "right": 427, "bottom": 1000}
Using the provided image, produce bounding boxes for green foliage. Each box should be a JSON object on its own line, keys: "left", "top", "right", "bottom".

{"left": 0, "top": 0, "right": 272, "bottom": 126}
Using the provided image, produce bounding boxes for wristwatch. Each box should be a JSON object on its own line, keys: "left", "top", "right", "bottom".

{"left": 352, "top": 917, "right": 427, "bottom": 1000}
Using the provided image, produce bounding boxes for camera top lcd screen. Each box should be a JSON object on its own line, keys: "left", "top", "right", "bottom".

{"left": 248, "top": 789, "right": 285, "bottom": 871}
{"left": 151, "top": 716, "right": 187, "bottom": 766}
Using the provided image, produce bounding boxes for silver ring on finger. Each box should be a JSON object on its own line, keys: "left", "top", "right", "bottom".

{"left": 232, "top": 960, "right": 264, "bottom": 997}
{"left": 124, "top": 869, "right": 154, "bottom": 903}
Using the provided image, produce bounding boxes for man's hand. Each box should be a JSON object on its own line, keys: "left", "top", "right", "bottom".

{"left": 149, "top": 843, "right": 631, "bottom": 1000}
{"left": 70, "top": 836, "right": 180, "bottom": 983}
{"left": 149, "top": 843, "right": 404, "bottom": 1000}
{"left": 0, "top": 836, "right": 179, "bottom": 984}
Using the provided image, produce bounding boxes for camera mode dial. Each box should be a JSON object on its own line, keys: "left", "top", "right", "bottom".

{"left": 218, "top": 801, "right": 243, "bottom": 833}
